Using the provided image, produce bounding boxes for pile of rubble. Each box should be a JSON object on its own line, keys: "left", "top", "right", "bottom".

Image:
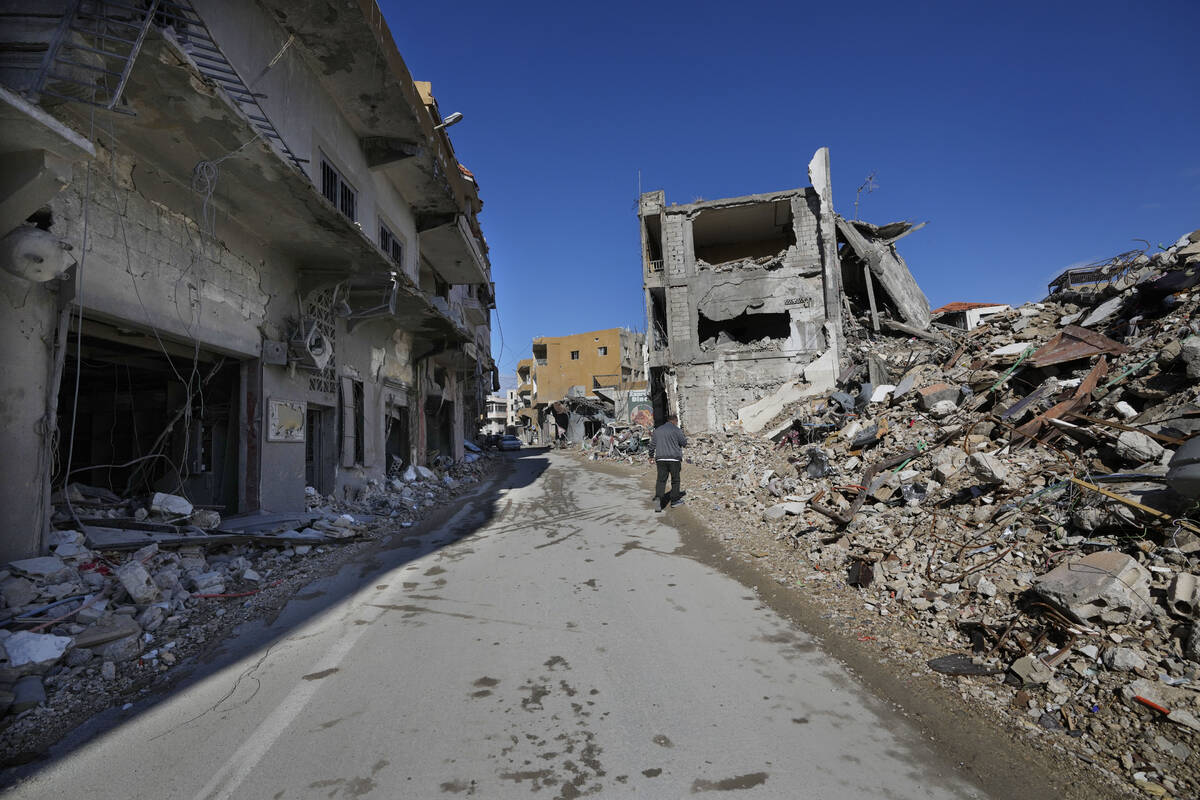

{"left": 675, "top": 230, "right": 1200, "bottom": 797}
{"left": 0, "top": 450, "right": 497, "bottom": 759}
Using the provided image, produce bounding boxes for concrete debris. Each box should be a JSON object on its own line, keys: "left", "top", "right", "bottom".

{"left": 115, "top": 561, "right": 160, "bottom": 605}
{"left": 597, "top": 226, "right": 1200, "bottom": 798}
{"left": 150, "top": 492, "right": 194, "bottom": 517}
{"left": 1115, "top": 430, "right": 1166, "bottom": 465}
{"left": 3, "top": 631, "right": 72, "bottom": 669}
{"left": 0, "top": 447, "right": 499, "bottom": 743}
{"left": 1031, "top": 551, "right": 1152, "bottom": 624}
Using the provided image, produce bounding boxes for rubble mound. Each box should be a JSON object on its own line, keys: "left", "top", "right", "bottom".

{"left": 602, "top": 229, "right": 1200, "bottom": 798}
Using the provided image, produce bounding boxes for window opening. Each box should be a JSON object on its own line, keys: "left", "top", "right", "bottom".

{"left": 597, "top": 346, "right": 608, "bottom": 356}
{"left": 353, "top": 380, "right": 365, "bottom": 465}
{"left": 570, "top": 350, "right": 580, "bottom": 360}
{"left": 320, "top": 155, "right": 357, "bottom": 222}
{"left": 379, "top": 222, "right": 404, "bottom": 264}
{"left": 697, "top": 310, "right": 790, "bottom": 347}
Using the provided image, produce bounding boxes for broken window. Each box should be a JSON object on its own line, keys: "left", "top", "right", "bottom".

{"left": 649, "top": 288, "right": 668, "bottom": 350}
{"left": 56, "top": 329, "right": 240, "bottom": 509}
{"left": 597, "top": 346, "right": 607, "bottom": 356}
{"left": 697, "top": 310, "right": 790, "bottom": 348}
{"left": 691, "top": 200, "right": 795, "bottom": 268}
{"left": 643, "top": 213, "right": 663, "bottom": 272}
{"left": 379, "top": 222, "right": 403, "bottom": 264}
{"left": 320, "top": 154, "right": 357, "bottom": 222}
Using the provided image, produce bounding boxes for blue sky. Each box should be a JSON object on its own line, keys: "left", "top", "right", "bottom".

{"left": 382, "top": 0, "right": 1199, "bottom": 382}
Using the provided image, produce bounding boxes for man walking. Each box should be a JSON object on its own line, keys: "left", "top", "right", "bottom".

{"left": 650, "top": 413, "right": 687, "bottom": 513}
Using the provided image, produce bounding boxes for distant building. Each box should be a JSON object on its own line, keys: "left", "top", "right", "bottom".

{"left": 513, "top": 328, "right": 645, "bottom": 442}
{"left": 931, "top": 302, "right": 1010, "bottom": 331}
{"left": 482, "top": 394, "right": 507, "bottom": 436}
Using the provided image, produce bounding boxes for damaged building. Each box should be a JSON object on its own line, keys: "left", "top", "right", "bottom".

{"left": 512, "top": 328, "right": 645, "bottom": 443}
{"left": 0, "top": 0, "right": 497, "bottom": 561}
{"left": 640, "top": 147, "right": 929, "bottom": 432}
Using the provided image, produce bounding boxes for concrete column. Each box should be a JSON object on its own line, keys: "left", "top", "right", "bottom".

{"left": 808, "top": 147, "right": 842, "bottom": 366}
{"left": 0, "top": 270, "right": 59, "bottom": 560}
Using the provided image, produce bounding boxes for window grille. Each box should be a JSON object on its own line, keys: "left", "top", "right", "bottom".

{"left": 379, "top": 223, "right": 403, "bottom": 264}
{"left": 305, "top": 287, "right": 338, "bottom": 395}
{"left": 320, "top": 155, "right": 357, "bottom": 222}
{"left": 570, "top": 350, "right": 580, "bottom": 360}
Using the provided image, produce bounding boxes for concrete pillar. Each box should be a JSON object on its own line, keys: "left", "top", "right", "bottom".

{"left": 807, "top": 147, "right": 842, "bottom": 366}
{"left": 0, "top": 269, "right": 59, "bottom": 560}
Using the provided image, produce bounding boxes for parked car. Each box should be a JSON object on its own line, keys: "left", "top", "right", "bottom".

{"left": 498, "top": 435, "right": 523, "bottom": 451}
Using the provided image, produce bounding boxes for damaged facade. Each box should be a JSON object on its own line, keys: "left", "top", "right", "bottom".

{"left": 512, "top": 328, "right": 645, "bottom": 443}
{"left": 0, "top": 0, "right": 497, "bottom": 561}
{"left": 640, "top": 147, "right": 929, "bottom": 433}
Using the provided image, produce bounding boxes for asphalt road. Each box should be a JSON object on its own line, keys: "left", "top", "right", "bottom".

{"left": 7, "top": 451, "right": 990, "bottom": 799}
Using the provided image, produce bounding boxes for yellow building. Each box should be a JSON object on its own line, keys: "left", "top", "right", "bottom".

{"left": 531, "top": 328, "right": 644, "bottom": 402}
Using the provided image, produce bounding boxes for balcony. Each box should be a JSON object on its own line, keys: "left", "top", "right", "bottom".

{"left": 462, "top": 296, "right": 489, "bottom": 327}
{"left": 420, "top": 214, "right": 489, "bottom": 286}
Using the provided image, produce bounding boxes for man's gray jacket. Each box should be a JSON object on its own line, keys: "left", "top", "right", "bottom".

{"left": 650, "top": 422, "right": 687, "bottom": 461}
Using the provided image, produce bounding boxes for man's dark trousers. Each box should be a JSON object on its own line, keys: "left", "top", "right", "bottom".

{"left": 655, "top": 460, "right": 681, "bottom": 510}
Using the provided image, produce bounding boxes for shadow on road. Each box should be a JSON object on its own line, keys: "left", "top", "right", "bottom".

{"left": 0, "top": 448, "right": 552, "bottom": 787}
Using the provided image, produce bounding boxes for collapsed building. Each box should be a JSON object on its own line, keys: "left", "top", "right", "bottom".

{"left": 0, "top": 0, "right": 497, "bottom": 561}
{"left": 640, "top": 147, "right": 929, "bottom": 432}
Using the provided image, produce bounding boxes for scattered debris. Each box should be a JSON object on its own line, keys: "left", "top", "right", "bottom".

{"left": 593, "top": 227, "right": 1200, "bottom": 797}
{"left": 0, "top": 448, "right": 499, "bottom": 760}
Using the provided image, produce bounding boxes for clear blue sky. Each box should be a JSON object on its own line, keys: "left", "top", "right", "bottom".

{"left": 382, "top": 0, "right": 1199, "bottom": 382}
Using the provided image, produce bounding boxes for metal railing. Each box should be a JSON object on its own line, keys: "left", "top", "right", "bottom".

{"left": 647, "top": 259, "right": 664, "bottom": 273}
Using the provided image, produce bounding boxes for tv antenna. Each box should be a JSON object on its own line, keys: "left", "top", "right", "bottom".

{"left": 854, "top": 172, "right": 878, "bottom": 220}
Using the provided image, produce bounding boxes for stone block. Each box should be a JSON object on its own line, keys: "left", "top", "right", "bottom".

{"left": 1031, "top": 550, "right": 1152, "bottom": 624}
{"left": 918, "top": 383, "right": 959, "bottom": 411}
{"left": 115, "top": 561, "right": 160, "bottom": 605}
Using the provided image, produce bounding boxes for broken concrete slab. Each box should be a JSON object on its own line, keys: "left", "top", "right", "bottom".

{"left": 835, "top": 216, "right": 932, "bottom": 329}
{"left": 1031, "top": 550, "right": 1152, "bottom": 623}
{"left": 3, "top": 631, "right": 72, "bottom": 669}
{"left": 72, "top": 614, "right": 141, "bottom": 649}
{"left": 8, "top": 556, "right": 72, "bottom": 583}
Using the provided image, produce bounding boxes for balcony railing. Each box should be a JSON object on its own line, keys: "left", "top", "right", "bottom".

{"left": 648, "top": 259, "right": 664, "bottom": 273}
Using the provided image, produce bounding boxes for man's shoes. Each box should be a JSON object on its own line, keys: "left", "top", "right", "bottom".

{"left": 670, "top": 498, "right": 685, "bottom": 507}
{"left": 654, "top": 506, "right": 664, "bottom": 513}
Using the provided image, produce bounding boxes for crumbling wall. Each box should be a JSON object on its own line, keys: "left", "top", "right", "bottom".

{"left": 654, "top": 188, "right": 832, "bottom": 432}
{"left": 52, "top": 150, "right": 272, "bottom": 357}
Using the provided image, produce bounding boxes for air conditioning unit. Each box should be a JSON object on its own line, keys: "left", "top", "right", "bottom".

{"left": 289, "top": 318, "right": 333, "bottom": 371}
